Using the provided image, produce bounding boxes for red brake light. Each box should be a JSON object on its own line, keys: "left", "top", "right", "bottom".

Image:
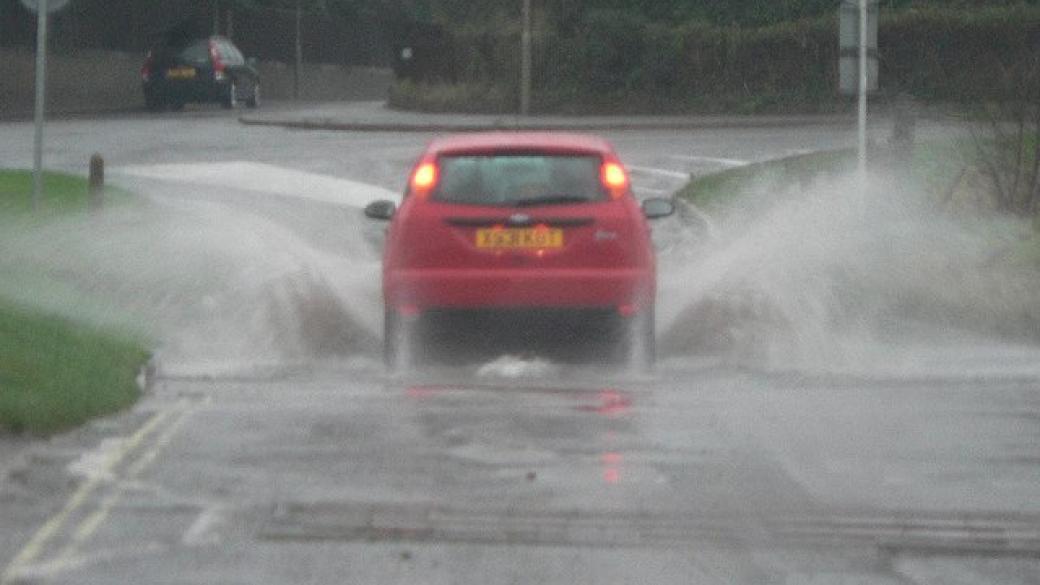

{"left": 141, "top": 51, "right": 154, "bottom": 81}
{"left": 410, "top": 162, "right": 438, "bottom": 197}
{"left": 601, "top": 162, "right": 629, "bottom": 199}
{"left": 209, "top": 41, "right": 226, "bottom": 76}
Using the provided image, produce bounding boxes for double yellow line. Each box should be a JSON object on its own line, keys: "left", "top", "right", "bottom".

{"left": 1, "top": 399, "right": 197, "bottom": 583}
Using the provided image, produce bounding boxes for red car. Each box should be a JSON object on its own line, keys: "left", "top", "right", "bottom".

{"left": 364, "top": 132, "right": 674, "bottom": 367}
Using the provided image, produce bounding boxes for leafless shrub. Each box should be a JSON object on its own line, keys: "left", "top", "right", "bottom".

{"left": 965, "top": 52, "right": 1040, "bottom": 218}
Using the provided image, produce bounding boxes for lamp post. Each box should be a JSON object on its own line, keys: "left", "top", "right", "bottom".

{"left": 32, "top": 0, "right": 47, "bottom": 211}
{"left": 520, "top": 0, "right": 532, "bottom": 116}
{"left": 294, "top": 0, "right": 302, "bottom": 100}
{"left": 19, "top": 0, "right": 72, "bottom": 210}
{"left": 857, "top": 0, "right": 868, "bottom": 183}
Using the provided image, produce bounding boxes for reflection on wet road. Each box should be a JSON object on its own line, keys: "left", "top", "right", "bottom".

{"left": 4, "top": 362, "right": 1038, "bottom": 584}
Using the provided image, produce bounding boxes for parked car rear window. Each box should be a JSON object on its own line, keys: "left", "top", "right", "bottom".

{"left": 433, "top": 154, "right": 604, "bottom": 206}
{"left": 176, "top": 41, "right": 211, "bottom": 64}
{"left": 217, "top": 41, "right": 245, "bottom": 65}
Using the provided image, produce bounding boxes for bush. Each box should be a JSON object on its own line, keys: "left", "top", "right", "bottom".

{"left": 391, "top": 5, "right": 1040, "bottom": 114}
{"left": 388, "top": 79, "right": 515, "bottom": 114}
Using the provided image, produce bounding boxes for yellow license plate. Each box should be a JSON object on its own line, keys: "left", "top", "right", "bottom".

{"left": 166, "top": 67, "right": 196, "bottom": 79}
{"left": 476, "top": 228, "right": 563, "bottom": 249}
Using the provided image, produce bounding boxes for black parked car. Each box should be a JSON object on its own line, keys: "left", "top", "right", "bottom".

{"left": 141, "top": 36, "right": 259, "bottom": 111}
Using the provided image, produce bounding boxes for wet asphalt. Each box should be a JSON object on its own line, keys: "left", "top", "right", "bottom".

{"left": 0, "top": 104, "right": 1038, "bottom": 584}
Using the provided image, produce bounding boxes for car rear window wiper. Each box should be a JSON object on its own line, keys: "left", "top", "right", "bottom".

{"left": 512, "top": 194, "right": 591, "bottom": 207}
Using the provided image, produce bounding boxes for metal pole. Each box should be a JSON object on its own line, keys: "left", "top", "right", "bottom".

{"left": 32, "top": 0, "right": 48, "bottom": 212}
{"left": 857, "top": 0, "right": 868, "bottom": 183}
{"left": 520, "top": 0, "right": 532, "bottom": 116}
{"left": 294, "top": 0, "right": 302, "bottom": 100}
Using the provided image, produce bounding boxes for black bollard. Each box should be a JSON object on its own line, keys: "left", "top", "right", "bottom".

{"left": 89, "top": 153, "right": 104, "bottom": 211}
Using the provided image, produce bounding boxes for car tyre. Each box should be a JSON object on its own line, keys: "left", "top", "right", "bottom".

{"left": 144, "top": 92, "right": 163, "bottom": 112}
{"left": 223, "top": 81, "right": 237, "bottom": 109}
{"left": 622, "top": 309, "right": 655, "bottom": 371}
{"left": 384, "top": 310, "right": 420, "bottom": 371}
{"left": 246, "top": 82, "right": 260, "bottom": 108}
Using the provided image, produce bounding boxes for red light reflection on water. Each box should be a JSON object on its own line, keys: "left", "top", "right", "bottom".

{"left": 403, "top": 385, "right": 630, "bottom": 485}
{"left": 576, "top": 389, "right": 631, "bottom": 418}
{"left": 602, "top": 451, "right": 623, "bottom": 484}
{"left": 405, "top": 386, "right": 443, "bottom": 399}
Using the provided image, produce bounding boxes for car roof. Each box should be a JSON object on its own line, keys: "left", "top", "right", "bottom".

{"left": 425, "top": 132, "right": 616, "bottom": 156}
{"left": 154, "top": 35, "right": 234, "bottom": 48}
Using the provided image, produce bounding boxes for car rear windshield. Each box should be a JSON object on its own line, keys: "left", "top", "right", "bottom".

{"left": 176, "top": 40, "right": 211, "bottom": 64}
{"left": 433, "top": 154, "right": 604, "bottom": 207}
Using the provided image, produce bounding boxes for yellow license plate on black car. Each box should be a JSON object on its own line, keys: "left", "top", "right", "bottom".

{"left": 476, "top": 228, "right": 563, "bottom": 249}
{"left": 166, "top": 67, "right": 196, "bottom": 79}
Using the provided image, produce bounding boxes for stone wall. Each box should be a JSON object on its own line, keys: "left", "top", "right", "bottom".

{"left": 0, "top": 47, "right": 392, "bottom": 118}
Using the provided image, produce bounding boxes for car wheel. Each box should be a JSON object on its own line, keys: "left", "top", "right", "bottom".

{"left": 384, "top": 310, "right": 420, "bottom": 371}
{"left": 246, "top": 82, "right": 260, "bottom": 108}
{"left": 144, "top": 92, "right": 163, "bottom": 112}
{"left": 223, "top": 81, "right": 237, "bottom": 109}
{"left": 622, "top": 309, "right": 655, "bottom": 370}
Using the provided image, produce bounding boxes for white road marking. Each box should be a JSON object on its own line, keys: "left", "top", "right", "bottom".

{"left": 117, "top": 161, "right": 400, "bottom": 208}
{"left": 182, "top": 506, "right": 227, "bottom": 546}
{"left": 2, "top": 398, "right": 204, "bottom": 583}
{"left": 626, "top": 165, "right": 691, "bottom": 180}
{"left": 667, "top": 154, "right": 749, "bottom": 167}
{"left": 0, "top": 410, "right": 171, "bottom": 585}
{"left": 19, "top": 543, "right": 167, "bottom": 580}
{"left": 57, "top": 402, "right": 194, "bottom": 563}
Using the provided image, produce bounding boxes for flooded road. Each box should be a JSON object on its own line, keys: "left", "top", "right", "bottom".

{"left": 1, "top": 109, "right": 1039, "bottom": 584}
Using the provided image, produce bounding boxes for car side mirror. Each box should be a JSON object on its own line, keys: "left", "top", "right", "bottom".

{"left": 364, "top": 200, "right": 396, "bottom": 220}
{"left": 642, "top": 197, "right": 675, "bottom": 219}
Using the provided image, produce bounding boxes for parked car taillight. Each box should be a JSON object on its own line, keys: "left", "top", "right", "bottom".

{"left": 140, "top": 51, "right": 154, "bottom": 82}
{"left": 209, "top": 41, "right": 226, "bottom": 80}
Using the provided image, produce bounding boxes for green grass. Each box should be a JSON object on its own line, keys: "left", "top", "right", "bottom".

{"left": 675, "top": 139, "right": 1040, "bottom": 273}
{"left": 0, "top": 299, "right": 148, "bottom": 435}
{"left": 675, "top": 140, "right": 986, "bottom": 212}
{"left": 0, "top": 169, "right": 149, "bottom": 435}
{"left": 0, "top": 169, "right": 130, "bottom": 218}
{"left": 676, "top": 148, "right": 857, "bottom": 211}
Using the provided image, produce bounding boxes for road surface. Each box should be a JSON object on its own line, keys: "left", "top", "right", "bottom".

{"left": 1, "top": 105, "right": 1038, "bottom": 585}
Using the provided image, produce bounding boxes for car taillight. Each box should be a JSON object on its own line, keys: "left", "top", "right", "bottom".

{"left": 410, "top": 162, "right": 438, "bottom": 198}
{"left": 209, "top": 41, "right": 226, "bottom": 80}
{"left": 601, "top": 162, "right": 629, "bottom": 200}
{"left": 140, "top": 51, "right": 154, "bottom": 82}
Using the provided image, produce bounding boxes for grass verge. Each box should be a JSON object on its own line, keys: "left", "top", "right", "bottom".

{"left": 674, "top": 140, "right": 1040, "bottom": 269}
{"left": 676, "top": 148, "right": 856, "bottom": 212}
{"left": 0, "top": 169, "right": 149, "bottom": 435}
{"left": 0, "top": 168, "right": 130, "bottom": 217}
{"left": 0, "top": 300, "right": 148, "bottom": 435}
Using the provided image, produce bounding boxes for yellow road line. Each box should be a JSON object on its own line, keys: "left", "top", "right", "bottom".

{"left": 64, "top": 403, "right": 193, "bottom": 555}
{"left": 0, "top": 409, "right": 171, "bottom": 585}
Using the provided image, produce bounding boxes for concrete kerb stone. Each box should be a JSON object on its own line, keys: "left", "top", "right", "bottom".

{"left": 238, "top": 113, "right": 857, "bottom": 133}
{"left": 0, "top": 355, "right": 159, "bottom": 497}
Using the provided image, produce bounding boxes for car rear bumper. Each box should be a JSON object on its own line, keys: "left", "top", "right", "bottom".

{"left": 143, "top": 79, "right": 228, "bottom": 104}
{"left": 385, "top": 267, "right": 654, "bottom": 313}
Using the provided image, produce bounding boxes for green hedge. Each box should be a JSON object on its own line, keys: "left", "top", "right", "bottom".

{"left": 390, "top": 5, "right": 1040, "bottom": 114}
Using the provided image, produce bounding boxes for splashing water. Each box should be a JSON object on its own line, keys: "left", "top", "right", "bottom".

{"left": 4, "top": 166, "right": 1037, "bottom": 379}
{"left": 657, "top": 172, "right": 1040, "bottom": 376}
{"left": 0, "top": 190, "right": 384, "bottom": 376}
